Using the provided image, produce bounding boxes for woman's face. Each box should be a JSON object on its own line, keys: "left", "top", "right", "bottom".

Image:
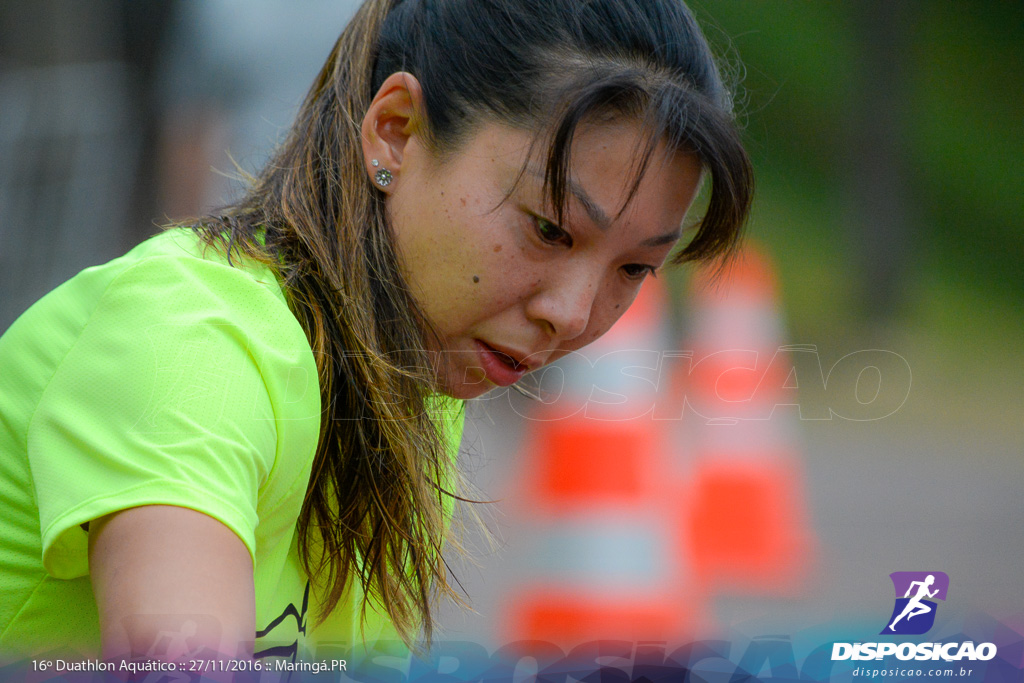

{"left": 386, "top": 119, "right": 703, "bottom": 399}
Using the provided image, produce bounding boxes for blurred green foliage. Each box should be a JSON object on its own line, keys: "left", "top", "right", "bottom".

{"left": 674, "top": 2, "right": 1024, "bottom": 434}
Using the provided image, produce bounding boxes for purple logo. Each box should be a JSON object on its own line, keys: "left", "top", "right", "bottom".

{"left": 880, "top": 571, "right": 950, "bottom": 635}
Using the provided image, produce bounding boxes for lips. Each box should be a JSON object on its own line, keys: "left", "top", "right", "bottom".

{"left": 474, "top": 340, "right": 531, "bottom": 387}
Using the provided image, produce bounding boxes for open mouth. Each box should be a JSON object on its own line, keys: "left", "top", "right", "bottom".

{"left": 483, "top": 343, "right": 524, "bottom": 371}
{"left": 474, "top": 340, "right": 530, "bottom": 387}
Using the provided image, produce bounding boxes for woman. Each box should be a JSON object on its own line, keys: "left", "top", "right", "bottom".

{"left": 0, "top": 0, "right": 752, "bottom": 664}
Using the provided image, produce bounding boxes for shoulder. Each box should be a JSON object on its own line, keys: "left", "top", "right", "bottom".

{"left": 6, "top": 228, "right": 298, "bottom": 347}
{"left": 2, "top": 229, "right": 315, "bottom": 437}
{"left": 75, "top": 228, "right": 311, "bottom": 371}
{"left": 67, "top": 228, "right": 322, "bottom": 432}
{"left": 18, "top": 230, "right": 322, "bottom": 579}
{"left": 106, "top": 228, "right": 292, "bottom": 317}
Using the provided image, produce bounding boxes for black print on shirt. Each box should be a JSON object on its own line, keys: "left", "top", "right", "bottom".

{"left": 253, "top": 581, "right": 309, "bottom": 662}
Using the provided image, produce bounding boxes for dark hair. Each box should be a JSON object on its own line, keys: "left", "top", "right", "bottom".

{"left": 190, "top": 0, "right": 752, "bottom": 648}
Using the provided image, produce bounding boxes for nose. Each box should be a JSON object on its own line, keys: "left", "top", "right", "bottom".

{"left": 525, "top": 270, "right": 598, "bottom": 342}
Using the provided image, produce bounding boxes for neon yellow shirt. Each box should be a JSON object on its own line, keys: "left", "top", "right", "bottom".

{"left": 0, "top": 229, "right": 464, "bottom": 660}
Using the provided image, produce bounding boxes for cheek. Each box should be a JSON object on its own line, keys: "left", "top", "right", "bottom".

{"left": 469, "top": 230, "right": 539, "bottom": 303}
{"left": 565, "top": 286, "right": 640, "bottom": 352}
{"left": 583, "top": 308, "right": 622, "bottom": 345}
{"left": 426, "top": 236, "right": 537, "bottom": 333}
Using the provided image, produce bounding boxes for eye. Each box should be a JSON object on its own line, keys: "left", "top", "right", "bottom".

{"left": 621, "top": 263, "right": 658, "bottom": 281}
{"left": 532, "top": 215, "right": 573, "bottom": 247}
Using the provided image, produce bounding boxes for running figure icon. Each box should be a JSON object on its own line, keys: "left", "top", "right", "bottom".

{"left": 889, "top": 574, "right": 939, "bottom": 631}
{"left": 881, "top": 571, "right": 949, "bottom": 635}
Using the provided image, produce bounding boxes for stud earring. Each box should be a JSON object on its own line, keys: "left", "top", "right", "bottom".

{"left": 374, "top": 168, "right": 394, "bottom": 187}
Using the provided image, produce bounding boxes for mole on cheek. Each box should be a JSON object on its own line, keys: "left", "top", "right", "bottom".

{"left": 473, "top": 275, "right": 480, "bottom": 284}
{"left": 493, "top": 244, "right": 502, "bottom": 253}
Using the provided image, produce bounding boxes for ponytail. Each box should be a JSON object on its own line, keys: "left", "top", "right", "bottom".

{"left": 191, "top": 0, "right": 465, "bottom": 648}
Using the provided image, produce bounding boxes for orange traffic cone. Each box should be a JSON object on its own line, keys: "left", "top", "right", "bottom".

{"left": 676, "top": 243, "right": 815, "bottom": 595}
{"left": 501, "top": 279, "right": 707, "bottom": 647}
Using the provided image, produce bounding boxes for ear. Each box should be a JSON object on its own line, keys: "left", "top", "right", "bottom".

{"left": 361, "top": 72, "right": 425, "bottom": 191}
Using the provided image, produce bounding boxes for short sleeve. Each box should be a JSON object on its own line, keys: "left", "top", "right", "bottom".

{"left": 27, "top": 254, "right": 318, "bottom": 579}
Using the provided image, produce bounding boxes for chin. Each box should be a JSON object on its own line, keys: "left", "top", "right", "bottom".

{"left": 443, "top": 382, "right": 493, "bottom": 400}
{"left": 434, "top": 360, "right": 492, "bottom": 400}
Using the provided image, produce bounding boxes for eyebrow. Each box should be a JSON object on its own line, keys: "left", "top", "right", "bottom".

{"left": 528, "top": 168, "right": 610, "bottom": 229}
{"left": 526, "top": 167, "right": 683, "bottom": 248}
{"left": 639, "top": 229, "right": 683, "bottom": 248}
{"left": 565, "top": 177, "right": 612, "bottom": 230}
